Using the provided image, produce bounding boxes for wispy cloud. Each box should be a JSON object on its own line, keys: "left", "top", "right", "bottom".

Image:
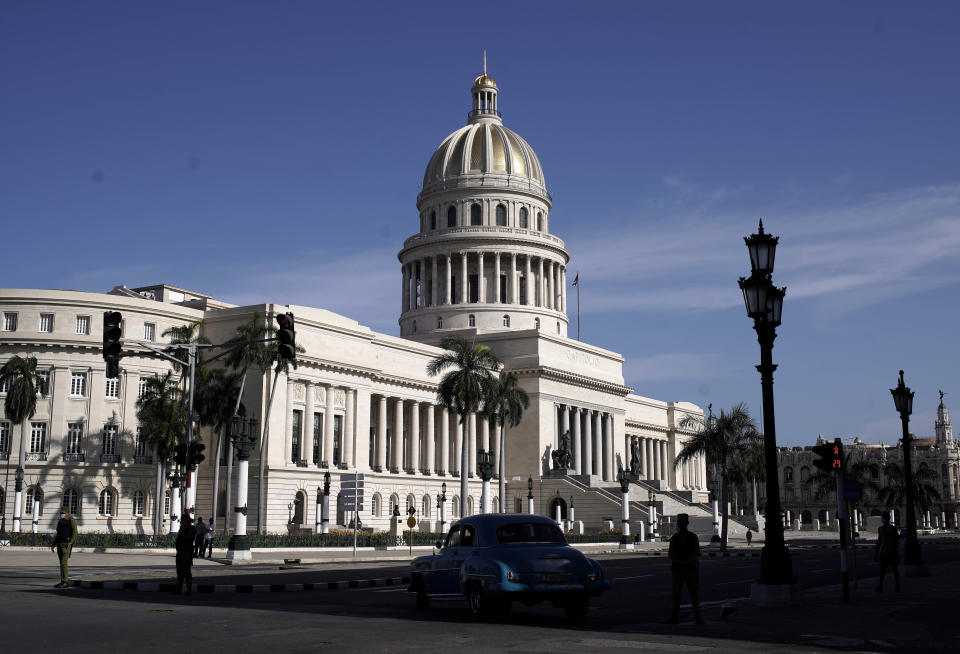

{"left": 623, "top": 352, "right": 725, "bottom": 382}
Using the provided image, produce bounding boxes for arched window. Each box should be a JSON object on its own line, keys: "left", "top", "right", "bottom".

{"left": 132, "top": 490, "right": 145, "bottom": 516}
{"left": 390, "top": 493, "right": 400, "bottom": 515}
{"left": 471, "top": 203, "right": 482, "bottom": 226}
{"left": 492, "top": 497, "right": 499, "bottom": 514}
{"left": 537, "top": 212, "right": 543, "bottom": 231}
{"left": 468, "top": 314, "right": 476, "bottom": 327}
{"left": 502, "top": 315, "right": 510, "bottom": 327}
{"left": 98, "top": 488, "right": 116, "bottom": 516}
{"left": 519, "top": 207, "right": 528, "bottom": 229}
{"left": 64, "top": 488, "right": 80, "bottom": 515}
{"left": 784, "top": 467, "right": 793, "bottom": 482}
{"left": 556, "top": 321, "right": 561, "bottom": 334}
{"left": 293, "top": 491, "right": 306, "bottom": 525}
{"left": 372, "top": 493, "right": 382, "bottom": 518}
{"left": 422, "top": 494, "right": 431, "bottom": 519}
{"left": 437, "top": 317, "right": 443, "bottom": 329}
{"left": 466, "top": 496, "right": 475, "bottom": 516}
{"left": 406, "top": 494, "right": 416, "bottom": 514}
{"left": 534, "top": 318, "right": 540, "bottom": 330}
{"left": 447, "top": 206, "right": 457, "bottom": 227}
{"left": 430, "top": 211, "right": 437, "bottom": 230}
{"left": 452, "top": 496, "right": 461, "bottom": 518}
{"left": 496, "top": 204, "right": 507, "bottom": 226}
{"left": 26, "top": 486, "right": 43, "bottom": 517}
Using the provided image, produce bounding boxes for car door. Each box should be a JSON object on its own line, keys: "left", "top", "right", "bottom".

{"left": 451, "top": 524, "right": 479, "bottom": 593}
{"left": 431, "top": 525, "right": 462, "bottom": 595}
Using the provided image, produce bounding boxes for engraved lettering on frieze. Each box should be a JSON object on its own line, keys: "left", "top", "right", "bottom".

{"left": 565, "top": 349, "right": 601, "bottom": 369}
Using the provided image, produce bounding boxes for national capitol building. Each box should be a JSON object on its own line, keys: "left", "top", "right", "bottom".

{"left": 1, "top": 67, "right": 714, "bottom": 536}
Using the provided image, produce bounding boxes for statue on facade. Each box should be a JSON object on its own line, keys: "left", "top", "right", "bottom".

{"left": 629, "top": 438, "right": 642, "bottom": 478}
{"left": 551, "top": 430, "right": 573, "bottom": 470}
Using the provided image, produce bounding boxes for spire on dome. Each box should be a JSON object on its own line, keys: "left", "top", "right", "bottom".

{"left": 936, "top": 389, "right": 952, "bottom": 443}
{"left": 470, "top": 53, "right": 501, "bottom": 124}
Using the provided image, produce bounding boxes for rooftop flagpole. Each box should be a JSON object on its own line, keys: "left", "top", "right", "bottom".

{"left": 573, "top": 272, "right": 580, "bottom": 341}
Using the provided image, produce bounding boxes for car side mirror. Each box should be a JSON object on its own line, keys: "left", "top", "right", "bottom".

{"left": 435, "top": 540, "right": 443, "bottom": 550}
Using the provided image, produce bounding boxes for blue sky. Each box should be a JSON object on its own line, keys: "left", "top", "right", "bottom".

{"left": 2, "top": 1, "right": 958, "bottom": 446}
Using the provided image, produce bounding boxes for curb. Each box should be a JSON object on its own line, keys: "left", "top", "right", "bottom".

{"left": 71, "top": 575, "right": 412, "bottom": 593}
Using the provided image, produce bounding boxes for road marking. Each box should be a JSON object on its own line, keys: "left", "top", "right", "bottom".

{"left": 612, "top": 574, "right": 654, "bottom": 581}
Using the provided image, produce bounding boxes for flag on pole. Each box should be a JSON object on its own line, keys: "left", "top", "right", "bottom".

{"left": 572, "top": 273, "right": 579, "bottom": 286}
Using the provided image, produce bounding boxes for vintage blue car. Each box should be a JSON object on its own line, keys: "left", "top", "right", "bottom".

{"left": 409, "top": 514, "right": 610, "bottom": 618}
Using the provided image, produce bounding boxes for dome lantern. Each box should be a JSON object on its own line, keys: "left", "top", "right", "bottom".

{"left": 469, "top": 52, "right": 501, "bottom": 124}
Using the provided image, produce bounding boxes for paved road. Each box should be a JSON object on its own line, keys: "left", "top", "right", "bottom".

{"left": 2, "top": 540, "right": 958, "bottom": 653}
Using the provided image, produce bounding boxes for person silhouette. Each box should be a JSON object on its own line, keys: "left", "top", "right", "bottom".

{"left": 874, "top": 511, "right": 901, "bottom": 593}
{"left": 667, "top": 513, "right": 703, "bottom": 624}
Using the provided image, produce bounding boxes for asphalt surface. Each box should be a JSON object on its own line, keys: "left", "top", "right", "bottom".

{"left": 1, "top": 539, "right": 958, "bottom": 653}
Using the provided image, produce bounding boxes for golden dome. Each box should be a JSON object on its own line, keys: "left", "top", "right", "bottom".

{"left": 472, "top": 73, "right": 497, "bottom": 88}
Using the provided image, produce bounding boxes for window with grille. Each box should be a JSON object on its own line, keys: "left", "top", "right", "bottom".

{"left": 64, "top": 488, "right": 80, "bottom": 515}
{"left": 39, "top": 313, "right": 54, "bottom": 332}
{"left": 98, "top": 489, "right": 115, "bottom": 516}
{"left": 36, "top": 371, "right": 49, "bottom": 397}
{"left": 135, "top": 428, "right": 147, "bottom": 457}
{"left": 105, "top": 378, "right": 120, "bottom": 398}
{"left": 437, "top": 317, "right": 443, "bottom": 329}
{"left": 163, "top": 491, "right": 171, "bottom": 516}
{"left": 496, "top": 204, "right": 507, "bottom": 226}
{"left": 144, "top": 323, "right": 155, "bottom": 341}
{"left": 333, "top": 415, "right": 343, "bottom": 466}
{"left": 291, "top": 409, "right": 302, "bottom": 462}
{"left": 313, "top": 412, "right": 323, "bottom": 465}
{"left": 76, "top": 315, "right": 90, "bottom": 335}
{"left": 138, "top": 377, "right": 148, "bottom": 399}
{"left": 0, "top": 421, "right": 9, "bottom": 454}
{"left": 66, "top": 422, "right": 84, "bottom": 455}
{"left": 0, "top": 377, "right": 8, "bottom": 393}
{"left": 503, "top": 315, "right": 510, "bottom": 327}
{"left": 70, "top": 373, "right": 86, "bottom": 397}
{"left": 30, "top": 423, "right": 46, "bottom": 453}
{"left": 102, "top": 424, "right": 118, "bottom": 456}
{"left": 2, "top": 312, "right": 17, "bottom": 331}
{"left": 26, "top": 486, "right": 43, "bottom": 517}
{"left": 132, "top": 490, "right": 145, "bottom": 516}
{"left": 471, "top": 203, "right": 482, "bottom": 225}
{"left": 469, "top": 314, "right": 476, "bottom": 327}
{"left": 519, "top": 207, "right": 528, "bottom": 229}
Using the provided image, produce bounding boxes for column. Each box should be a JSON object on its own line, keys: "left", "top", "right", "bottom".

{"left": 639, "top": 437, "right": 647, "bottom": 479}
{"left": 344, "top": 388, "right": 355, "bottom": 468}
{"left": 593, "top": 411, "right": 603, "bottom": 479}
{"left": 524, "top": 256, "right": 532, "bottom": 305}
{"left": 452, "top": 410, "right": 461, "bottom": 475}
{"left": 510, "top": 253, "right": 518, "bottom": 304}
{"left": 377, "top": 395, "right": 387, "bottom": 471}
{"left": 478, "top": 250, "right": 485, "bottom": 303}
{"left": 537, "top": 258, "right": 544, "bottom": 307}
{"left": 409, "top": 263, "right": 417, "bottom": 310}
{"left": 545, "top": 260, "right": 553, "bottom": 309}
{"left": 493, "top": 252, "right": 501, "bottom": 303}
{"left": 552, "top": 262, "right": 559, "bottom": 310}
{"left": 392, "top": 398, "right": 404, "bottom": 472}
{"left": 409, "top": 401, "right": 420, "bottom": 473}
{"left": 660, "top": 441, "right": 668, "bottom": 482}
{"left": 401, "top": 264, "right": 408, "bottom": 314}
{"left": 479, "top": 415, "right": 490, "bottom": 452}
{"left": 285, "top": 378, "right": 295, "bottom": 462}
{"left": 571, "top": 407, "right": 581, "bottom": 473}
{"left": 603, "top": 413, "right": 614, "bottom": 481}
{"left": 559, "top": 405, "right": 570, "bottom": 468}
{"left": 947, "top": 463, "right": 955, "bottom": 501}
{"left": 491, "top": 417, "right": 500, "bottom": 477}
{"left": 468, "top": 412, "right": 477, "bottom": 477}
{"left": 439, "top": 407, "right": 450, "bottom": 475}
{"left": 460, "top": 252, "right": 468, "bottom": 304}
{"left": 431, "top": 257, "right": 438, "bottom": 307}
{"left": 583, "top": 410, "right": 593, "bottom": 476}
{"left": 424, "top": 404, "right": 435, "bottom": 474}
{"left": 303, "top": 383, "right": 315, "bottom": 467}
{"left": 651, "top": 440, "right": 660, "bottom": 480}
{"left": 560, "top": 266, "right": 566, "bottom": 313}
{"left": 323, "top": 385, "right": 335, "bottom": 467}
{"left": 444, "top": 254, "right": 452, "bottom": 305}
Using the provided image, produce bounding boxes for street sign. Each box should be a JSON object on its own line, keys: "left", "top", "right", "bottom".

{"left": 407, "top": 516, "right": 416, "bottom": 528}
{"left": 340, "top": 473, "right": 364, "bottom": 512}
{"left": 842, "top": 478, "right": 862, "bottom": 503}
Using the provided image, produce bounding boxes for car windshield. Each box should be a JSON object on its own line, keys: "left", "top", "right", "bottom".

{"left": 496, "top": 522, "right": 566, "bottom": 544}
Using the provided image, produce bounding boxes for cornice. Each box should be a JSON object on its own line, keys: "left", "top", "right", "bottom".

{"left": 514, "top": 365, "right": 633, "bottom": 397}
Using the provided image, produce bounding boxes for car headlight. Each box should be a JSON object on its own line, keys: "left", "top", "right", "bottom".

{"left": 506, "top": 569, "right": 519, "bottom": 582}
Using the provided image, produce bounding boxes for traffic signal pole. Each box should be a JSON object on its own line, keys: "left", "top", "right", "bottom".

{"left": 835, "top": 469, "right": 851, "bottom": 603}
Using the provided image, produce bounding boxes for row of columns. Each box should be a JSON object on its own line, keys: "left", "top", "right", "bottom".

{"left": 286, "top": 381, "right": 356, "bottom": 469}
{"left": 402, "top": 252, "right": 566, "bottom": 313}
{"left": 372, "top": 396, "right": 499, "bottom": 479}
{"left": 557, "top": 405, "right": 616, "bottom": 481}
{"left": 625, "top": 435, "right": 705, "bottom": 489}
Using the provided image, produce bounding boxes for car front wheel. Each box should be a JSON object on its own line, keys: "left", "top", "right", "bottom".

{"left": 467, "top": 584, "right": 486, "bottom": 617}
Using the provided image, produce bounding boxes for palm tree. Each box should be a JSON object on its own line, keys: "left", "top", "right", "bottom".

{"left": 804, "top": 449, "right": 881, "bottom": 508}
{"left": 1, "top": 356, "right": 41, "bottom": 532}
{"left": 725, "top": 431, "right": 765, "bottom": 517}
{"left": 224, "top": 312, "right": 275, "bottom": 532}
{"left": 483, "top": 371, "right": 528, "bottom": 513}
{"left": 136, "top": 371, "right": 185, "bottom": 534}
{"left": 877, "top": 460, "right": 941, "bottom": 519}
{"left": 676, "top": 403, "right": 759, "bottom": 549}
{"left": 194, "top": 367, "right": 241, "bottom": 530}
{"left": 427, "top": 336, "right": 501, "bottom": 518}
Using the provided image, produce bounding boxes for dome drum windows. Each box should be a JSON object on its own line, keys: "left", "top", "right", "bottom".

{"left": 519, "top": 207, "right": 528, "bottom": 229}
{"left": 495, "top": 204, "right": 507, "bottom": 226}
{"left": 470, "top": 203, "right": 482, "bottom": 226}
{"left": 447, "top": 205, "right": 457, "bottom": 227}
{"left": 537, "top": 211, "right": 544, "bottom": 231}
{"left": 430, "top": 211, "right": 437, "bottom": 230}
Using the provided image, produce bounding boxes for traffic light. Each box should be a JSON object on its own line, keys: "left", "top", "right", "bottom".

{"left": 102, "top": 311, "right": 123, "bottom": 378}
{"left": 276, "top": 312, "right": 296, "bottom": 362}
{"left": 173, "top": 443, "right": 188, "bottom": 467}
{"left": 812, "top": 439, "right": 844, "bottom": 473}
{"left": 188, "top": 441, "right": 206, "bottom": 467}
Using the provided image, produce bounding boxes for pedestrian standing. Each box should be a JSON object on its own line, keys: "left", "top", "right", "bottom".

{"left": 202, "top": 519, "right": 214, "bottom": 558}
{"left": 874, "top": 511, "right": 901, "bottom": 593}
{"left": 175, "top": 516, "right": 196, "bottom": 595}
{"left": 193, "top": 517, "right": 206, "bottom": 557}
{"left": 667, "top": 513, "right": 703, "bottom": 624}
{"left": 746, "top": 529, "right": 752, "bottom": 546}
{"left": 50, "top": 507, "right": 78, "bottom": 588}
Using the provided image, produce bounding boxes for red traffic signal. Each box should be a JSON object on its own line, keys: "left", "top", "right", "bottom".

{"left": 812, "top": 440, "right": 844, "bottom": 473}
{"left": 276, "top": 312, "right": 296, "bottom": 362}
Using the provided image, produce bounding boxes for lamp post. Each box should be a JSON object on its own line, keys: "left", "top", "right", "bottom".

{"left": 527, "top": 476, "right": 535, "bottom": 515}
{"left": 438, "top": 481, "right": 447, "bottom": 534}
{"left": 227, "top": 414, "right": 258, "bottom": 561}
{"left": 647, "top": 489, "right": 657, "bottom": 540}
{"left": 891, "top": 370, "right": 925, "bottom": 569}
{"left": 617, "top": 468, "right": 633, "bottom": 549}
{"left": 478, "top": 450, "right": 494, "bottom": 514}
{"left": 738, "top": 220, "right": 794, "bottom": 589}
{"left": 569, "top": 496, "right": 576, "bottom": 524}
{"left": 321, "top": 470, "right": 331, "bottom": 534}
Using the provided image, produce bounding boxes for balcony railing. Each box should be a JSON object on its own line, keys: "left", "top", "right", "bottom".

{"left": 64, "top": 453, "right": 85, "bottom": 463}
{"left": 134, "top": 455, "right": 153, "bottom": 465}
{"left": 26, "top": 452, "right": 47, "bottom": 461}
{"left": 0, "top": 451, "right": 8, "bottom": 460}
{"left": 100, "top": 453, "right": 121, "bottom": 464}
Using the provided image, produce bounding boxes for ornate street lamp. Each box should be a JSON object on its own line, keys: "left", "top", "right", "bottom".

{"left": 438, "top": 481, "right": 448, "bottom": 536}
{"left": 738, "top": 220, "right": 794, "bottom": 587}
{"left": 227, "top": 414, "right": 258, "bottom": 560}
{"left": 478, "top": 450, "right": 494, "bottom": 514}
{"left": 648, "top": 489, "right": 658, "bottom": 540}
{"left": 891, "top": 370, "right": 924, "bottom": 567}
{"left": 527, "top": 476, "right": 535, "bottom": 515}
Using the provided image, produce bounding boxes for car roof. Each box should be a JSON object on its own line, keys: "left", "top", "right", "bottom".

{"left": 451, "top": 514, "right": 561, "bottom": 544}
